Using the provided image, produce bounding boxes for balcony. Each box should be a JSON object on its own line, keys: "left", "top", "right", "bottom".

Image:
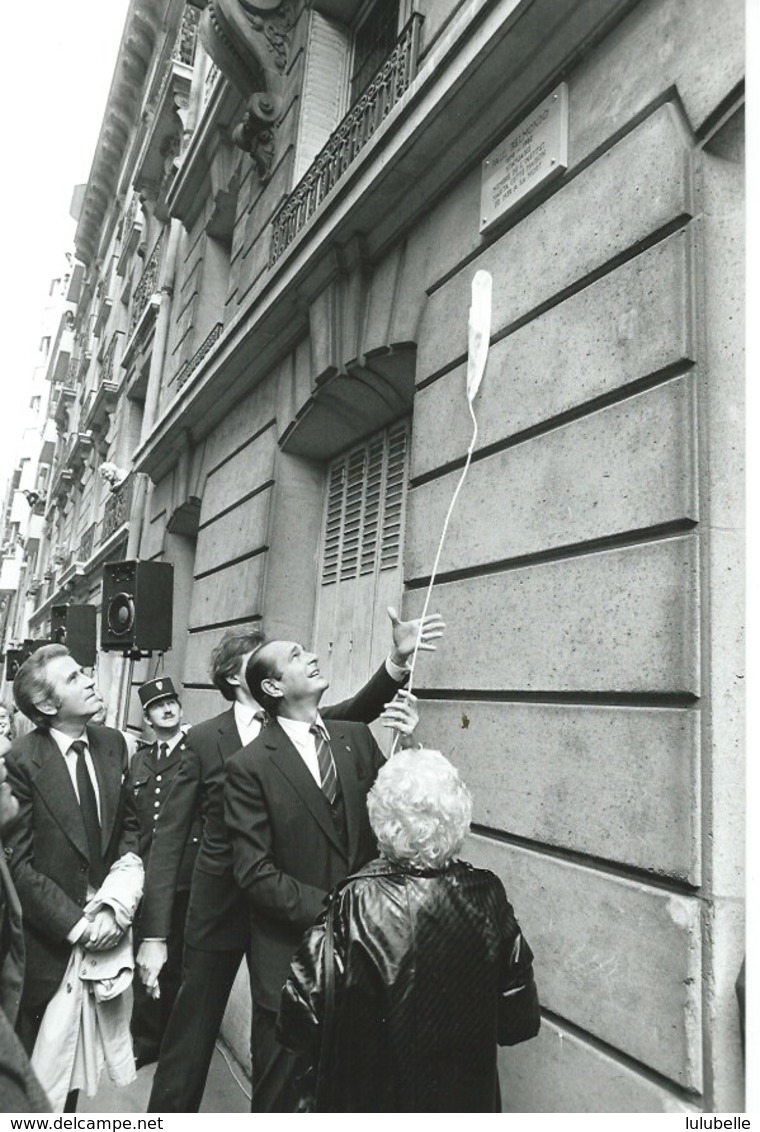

{"left": 93, "top": 296, "right": 113, "bottom": 340}
{"left": 269, "top": 13, "right": 423, "bottom": 263}
{"left": 53, "top": 385, "right": 77, "bottom": 431}
{"left": 99, "top": 329, "right": 124, "bottom": 384}
{"left": 84, "top": 332, "right": 123, "bottom": 432}
{"left": 23, "top": 512, "right": 46, "bottom": 556}
{"left": 82, "top": 380, "right": 120, "bottom": 434}
{"left": 66, "top": 432, "right": 93, "bottom": 476}
{"left": 117, "top": 195, "right": 144, "bottom": 278}
{"left": 172, "top": 4, "right": 199, "bottom": 68}
{"left": 49, "top": 324, "right": 75, "bottom": 384}
{"left": 78, "top": 523, "right": 96, "bottom": 563}
{"left": 133, "top": 7, "right": 199, "bottom": 216}
{"left": 129, "top": 234, "right": 163, "bottom": 339}
{"left": 202, "top": 61, "right": 220, "bottom": 111}
{"left": 50, "top": 464, "right": 74, "bottom": 502}
{"left": 39, "top": 418, "right": 59, "bottom": 464}
{"left": 173, "top": 322, "right": 224, "bottom": 391}
{"left": 121, "top": 237, "right": 164, "bottom": 385}
{"left": 101, "top": 473, "right": 134, "bottom": 545}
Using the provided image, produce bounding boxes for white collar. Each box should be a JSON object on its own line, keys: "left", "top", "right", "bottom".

{"left": 277, "top": 713, "right": 326, "bottom": 738}
{"left": 48, "top": 726, "right": 89, "bottom": 757}
{"left": 153, "top": 731, "right": 183, "bottom": 755}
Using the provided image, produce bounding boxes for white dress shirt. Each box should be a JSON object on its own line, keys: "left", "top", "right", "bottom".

{"left": 277, "top": 714, "right": 327, "bottom": 788}
{"left": 235, "top": 653, "right": 406, "bottom": 775}
{"left": 154, "top": 731, "right": 184, "bottom": 758}
{"left": 48, "top": 727, "right": 101, "bottom": 821}
{"left": 233, "top": 702, "right": 265, "bottom": 747}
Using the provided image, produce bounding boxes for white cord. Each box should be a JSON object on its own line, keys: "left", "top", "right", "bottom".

{"left": 390, "top": 399, "right": 479, "bottom": 756}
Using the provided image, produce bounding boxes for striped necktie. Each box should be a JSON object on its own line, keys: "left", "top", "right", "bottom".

{"left": 309, "top": 723, "right": 338, "bottom": 804}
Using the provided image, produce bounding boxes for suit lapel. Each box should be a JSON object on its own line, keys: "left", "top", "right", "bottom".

{"left": 218, "top": 707, "right": 243, "bottom": 760}
{"left": 327, "top": 722, "right": 364, "bottom": 866}
{"left": 86, "top": 726, "right": 122, "bottom": 854}
{"left": 31, "top": 732, "right": 89, "bottom": 860}
{"left": 266, "top": 723, "right": 346, "bottom": 856}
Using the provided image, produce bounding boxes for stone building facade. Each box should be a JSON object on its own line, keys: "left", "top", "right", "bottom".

{"left": 2, "top": 0, "right": 745, "bottom": 1112}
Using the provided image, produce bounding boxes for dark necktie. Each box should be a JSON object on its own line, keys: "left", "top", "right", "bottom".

{"left": 159, "top": 742, "right": 168, "bottom": 760}
{"left": 71, "top": 740, "right": 103, "bottom": 887}
{"left": 309, "top": 724, "right": 337, "bottom": 804}
{"left": 254, "top": 710, "right": 269, "bottom": 730}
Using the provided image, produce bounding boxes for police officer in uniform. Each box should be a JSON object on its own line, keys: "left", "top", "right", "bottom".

{"left": 130, "top": 677, "right": 201, "bottom": 1069}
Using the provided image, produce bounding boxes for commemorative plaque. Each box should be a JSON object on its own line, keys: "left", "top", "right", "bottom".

{"left": 480, "top": 83, "right": 568, "bottom": 233}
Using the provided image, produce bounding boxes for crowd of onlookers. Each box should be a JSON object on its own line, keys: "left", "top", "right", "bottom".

{"left": 0, "top": 607, "right": 540, "bottom": 1113}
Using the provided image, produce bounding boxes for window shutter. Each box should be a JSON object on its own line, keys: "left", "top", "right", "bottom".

{"left": 320, "top": 420, "right": 410, "bottom": 586}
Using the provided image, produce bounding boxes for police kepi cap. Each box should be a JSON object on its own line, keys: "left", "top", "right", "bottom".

{"left": 138, "top": 676, "right": 179, "bottom": 710}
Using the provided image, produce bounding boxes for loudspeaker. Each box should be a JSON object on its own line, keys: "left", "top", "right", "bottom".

{"left": 100, "top": 560, "right": 174, "bottom": 653}
{"left": 4, "top": 639, "right": 52, "bottom": 682}
{"left": 51, "top": 605, "right": 97, "bottom": 668}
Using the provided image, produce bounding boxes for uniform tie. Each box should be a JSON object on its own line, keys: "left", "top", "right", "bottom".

{"left": 159, "top": 742, "right": 168, "bottom": 760}
{"left": 70, "top": 740, "right": 104, "bottom": 887}
{"left": 309, "top": 723, "right": 337, "bottom": 804}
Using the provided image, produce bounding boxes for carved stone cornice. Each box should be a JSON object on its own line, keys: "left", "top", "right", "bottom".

{"left": 74, "top": 1, "right": 163, "bottom": 266}
{"left": 199, "top": 0, "right": 293, "bottom": 180}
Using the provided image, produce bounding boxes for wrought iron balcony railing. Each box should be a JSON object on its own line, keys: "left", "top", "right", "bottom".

{"left": 78, "top": 523, "right": 96, "bottom": 563}
{"left": 100, "top": 331, "right": 123, "bottom": 386}
{"left": 174, "top": 322, "right": 224, "bottom": 390}
{"left": 173, "top": 5, "right": 200, "bottom": 67}
{"left": 203, "top": 61, "right": 220, "bottom": 109}
{"left": 101, "top": 473, "right": 134, "bottom": 545}
{"left": 270, "top": 13, "right": 423, "bottom": 264}
{"left": 129, "top": 234, "right": 164, "bottom": 337}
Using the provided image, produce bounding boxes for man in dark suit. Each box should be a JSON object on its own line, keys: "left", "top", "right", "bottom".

{"left": 3, "top": 644, "right": 140, "bottom": 1101}
{"left": 139, "top": 607, "right": 442, "bottom": 1112}
{"left": 131, "top": 677, "right": 200, "bottom": 1069}
{"left": 224, "top": 639, "right": 420, "bottom": 1111}
{"left": 0, "top": 738, "right": 50, "bottom": 1112}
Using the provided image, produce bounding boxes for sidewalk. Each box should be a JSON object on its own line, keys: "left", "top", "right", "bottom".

{"left": 77, "top": 1044, "right": 250, "bottom": 1114}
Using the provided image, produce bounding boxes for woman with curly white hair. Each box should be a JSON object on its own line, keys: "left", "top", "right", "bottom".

{"left": 277, "top": 749, "right": 540, "bottom": 1112}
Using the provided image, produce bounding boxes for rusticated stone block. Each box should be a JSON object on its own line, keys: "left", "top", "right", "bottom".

{"left": 422, "top": 699, "right": 699, "bottom": 882}
{"left": 466, "top": 835, "right": 702, "bottom": 1088}
{"left": 570, "top": 0, "right": 744, "bottom": 157}
{"left": 408, "top": 375, "right": 696, "bottom": 576}
{"left": 500, "top": 1017, "right": 699, "bottom": 1113}
{"left": 404, "top": 536, "right": 699, "bottom": 695}
{"left": 189, "top": 552, "right": 265, "bottom": 629}
{"left": 183, "top": 623, "right": 261, "bottom": 690}
{"left": 411, "top": 231, "right": 692, "bottom": 479}
{"left": 200, "top": 377, "right": 278, "bottom": 476}
{"left": 193, "top": 489, "right": 272, "bottom": 579}
{"left": 200, "top": 424, "right": 276, "bottom": 524}
{"left": 417, "top": 103, "right": 692, "bottom": 381}
{"left": 181, "top": 688, "right": 221, "bottom": 726}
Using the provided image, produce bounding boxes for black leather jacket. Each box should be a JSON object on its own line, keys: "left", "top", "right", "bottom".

{"left": 277, "top": 856, "right": 540, "bottom": 1112}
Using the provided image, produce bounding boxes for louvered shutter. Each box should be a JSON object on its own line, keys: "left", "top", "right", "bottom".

{"left": 320, "top": 420, "right": 409, "bottom": 586}
{"left": 314, "top": 420, "right": 410, "bottom": 708}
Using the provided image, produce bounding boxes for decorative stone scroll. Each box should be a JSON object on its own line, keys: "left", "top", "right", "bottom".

{"left": 199, "top": 0, "right": 293, "bottom": 180}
